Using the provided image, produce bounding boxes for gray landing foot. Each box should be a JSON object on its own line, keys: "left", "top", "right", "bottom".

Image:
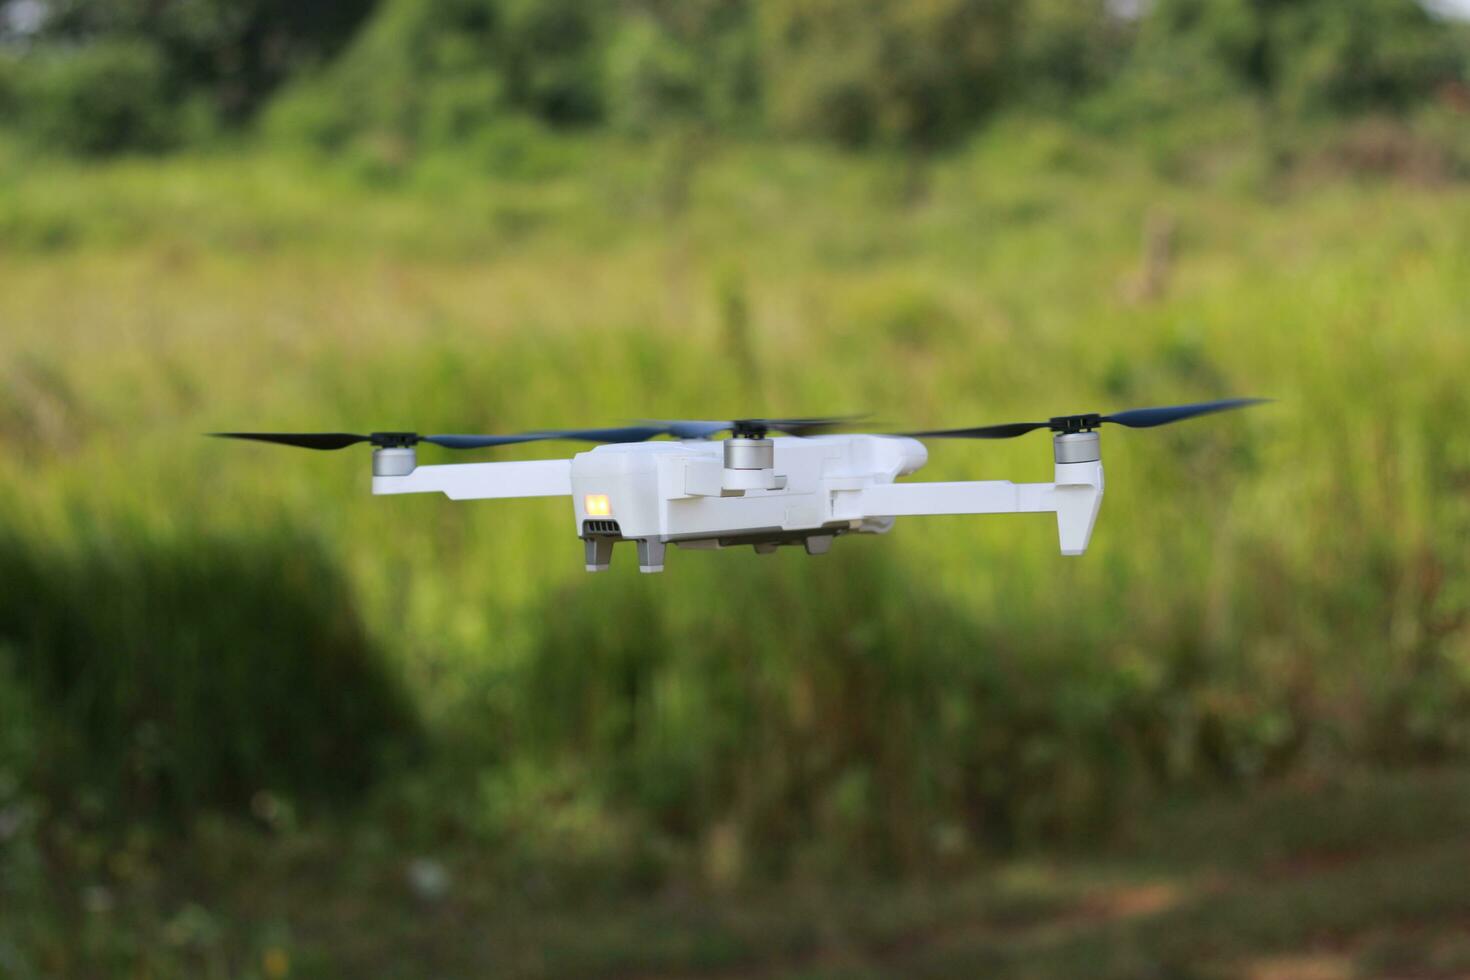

{"left": 637, "top": 538, "right": 665, "bottom": 573}
{"left": 584, "top": 537, "right": 613, "bottom": 572}
{"left": 804, "top": 534, "right": 833, "bottom": 555}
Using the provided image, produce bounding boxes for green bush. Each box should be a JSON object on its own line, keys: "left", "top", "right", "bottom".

{"left": 0, "top": 517, "right": 417, "bottom": 822}
{"left": 1011, "top": 0, "right": 1126, "bottom": 106}
{"left": 495, "top": 0, "right": 605, "bottom": 124}
{"left": 0, "top": 53, "right": 18, "bottom": 119}
{"left": 5, "top": 0, "right": 1468, "bottom": 157}
{"left": 1271, "top": 0, "right": 1465, "bottom": 114}
{"left": 8, "top": 41, "right": 180, "bottom": 156}
{"left": 1133, "top": 0, "right": 1464, "bottom": 115}
{"left": 757, "top": 0, "right": 1018, "bottom": 149}
{"left": 604, "top": 0, "right": 761, "bottom": 135}
{"left": 35, "top": 0, "right": 379, "bottom": 123}
{"left": 493, "top": 546, "right": 1287, "bottom": 874}
{"left": 605, "top": 15, "right": 709, "bottom": 135}
{"left": 266, "top": 0, "right": 605, "bottom": 158}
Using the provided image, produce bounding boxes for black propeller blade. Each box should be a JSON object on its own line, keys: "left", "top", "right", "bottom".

{"left": 1101, "top": 399, "right": 1266, "bottom": 428}
{"left": 211, "top": 416, "right": 865, "bottom": 452}
{"left": 212, "top": 432, "right": 375, "bottom": 450}
{"left": 907, "top": 398, "right": 1266, "bottom": 440}
{"left": 649, "top": 416, "right": 866, "bottom": 439}
{"left": 529, "top": 425, "right": 680, "bottom": 444}
{"left": 212, "top": 431, "right": 554, "bottom": 450}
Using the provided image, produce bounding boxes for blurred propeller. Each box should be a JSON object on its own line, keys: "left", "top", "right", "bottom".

{"left": 645, "top": 416, "right": 866, "bottom": 439}
{"left": 211, "top": 416, "right": 864, "bottom": 452}
{"left": 906, "top": 398, "right": 1266, "bottom": 440}
{"left": 212, "top": 431, "right": 549, "bottom": 451}
{"left": 211, "top": 432, "right": 374, "bottom": 451}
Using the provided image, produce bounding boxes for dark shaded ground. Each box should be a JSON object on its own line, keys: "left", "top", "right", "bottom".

{"left": 8, "top": 768, "right": 1470, "bottom": 979}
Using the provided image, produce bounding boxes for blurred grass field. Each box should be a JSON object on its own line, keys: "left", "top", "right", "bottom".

{"left": 2, "top": 113, "right": 1470, "bottom": 976}
{"left": 13, "top": 768, "right": 1470, "bottom": 977}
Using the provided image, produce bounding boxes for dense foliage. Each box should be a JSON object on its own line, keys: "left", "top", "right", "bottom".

{"left": 0, "top": 518, "right": 416, "bottom": 820}
{"left": 1, "top": 4, "right": 1470, "bottom": 972}
{"left": 15, "top": 0, "right": 376, "bottom": 118}
{"left": 0, "top": 0, "right": 1465, "bottom": 155}
{"left": 1, "top": 121, "right": 1468, "bottom": 879}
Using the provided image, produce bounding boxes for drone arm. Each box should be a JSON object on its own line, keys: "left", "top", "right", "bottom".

{"left": 838, "top": 461, "right": 1104, "bottom": 555}
{"left": 372, "top": 459, "right": 572, "bottom": 501}
{"left": 851, "top": 480, "right": 1044, "bottom": 516}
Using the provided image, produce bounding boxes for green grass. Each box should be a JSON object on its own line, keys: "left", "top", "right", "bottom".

{"left": 0, "top": 519, "right": 415, "bottom": 817}
{"left": 1, "top": 117, "right": 1469, "bottom": 972}
{"left": 9, "top": 770, "right": 1470, "bottom": 978}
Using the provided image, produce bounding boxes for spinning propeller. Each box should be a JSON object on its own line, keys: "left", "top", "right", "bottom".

{"left": 904, "top": 398, "right": 1266, "bottom": 440}
{"left": 213, "top": 403, "right": 1263, "bottom": 452}
{"left": 210, "top": 432, "right": 544, "bottom": 451}
{"left": 211, "top": 416, "right": 859, "bottom": 451}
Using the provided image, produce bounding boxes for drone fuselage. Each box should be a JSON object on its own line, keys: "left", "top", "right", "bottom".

{"left": 372, "top": 433, "right": 1104, "bottom": 573}
{"left": 568, "top": 436, "right": 925, "bottom": 570}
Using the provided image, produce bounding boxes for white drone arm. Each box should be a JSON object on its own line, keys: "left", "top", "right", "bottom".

{"left": 833, "top": 459, "right": 1104, "bottom": 555}
{"left": 372, "top": 459, "right": 572, "bottom": 500}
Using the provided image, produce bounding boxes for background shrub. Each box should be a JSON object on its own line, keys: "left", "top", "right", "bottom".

{"left": 0, "top": 516, "right": 417, "bottom": 821}
{"left": 10, "top": 0, "right": 1464, "bottom": 157}
{"left": 6, "top": 41, "right": 181, "bottom": 156}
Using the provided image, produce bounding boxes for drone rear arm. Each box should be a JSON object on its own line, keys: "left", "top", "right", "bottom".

{"left": 834, "top": 460, "right": 1104, "bottom": 555}
{"left": 372, "top": 459, "right": 572, "bottom": 500}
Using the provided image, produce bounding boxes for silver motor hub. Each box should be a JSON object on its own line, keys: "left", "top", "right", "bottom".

{"left": 1053, "top": 431, "right": 1100, "bottom": 464}
{"left": 724, "top": 437, "right": 774, "bottom": 470}
{"left": 373, "top": 447, "right": 417, "bottom": 476}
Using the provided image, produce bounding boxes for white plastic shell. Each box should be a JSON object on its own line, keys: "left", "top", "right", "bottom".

{"left": 371, "top": 432, "right": 1103, "bottom": 569}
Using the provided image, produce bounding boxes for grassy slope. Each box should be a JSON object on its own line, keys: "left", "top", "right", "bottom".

{"left": 2, "top": 119, "right": 1470, "bottom": 975}
{"left": 14, "top": 770, "right": 1470, "bottom": 978}
{"left": 2, "top": 123, "right": 1465, "bottom": 701}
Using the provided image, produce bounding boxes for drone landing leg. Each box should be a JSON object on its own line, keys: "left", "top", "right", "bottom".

{"left": 637, "top": 538, "right": 666, "bottom": 574}
{"left": 585, "top": 537, "right": 614, "bottom": 572}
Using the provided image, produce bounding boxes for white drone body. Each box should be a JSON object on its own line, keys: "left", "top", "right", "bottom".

{"left": 370, "top": 431, "right": 1104, "bottom": 573}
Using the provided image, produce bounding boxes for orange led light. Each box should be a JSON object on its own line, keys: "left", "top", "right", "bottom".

{"left": 584, "top": 494, "right": 612, "bottom": 517}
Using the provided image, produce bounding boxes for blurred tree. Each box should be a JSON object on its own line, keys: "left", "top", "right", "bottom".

{"left": 266, "top": 0, "right": 605, "bottom": 159}
{"left": 756, "top": 0, "right": 1019, "bottom": 148}
{"left": 605, "top": 0, "right": 761, "bottom": 134}
{"left": 496, "top": 0, "right": 605, "bottom": 123}
{"left": 6, "top": 40, "right": 186, "bottom": 155}
{"left": 1138, "top": 0, "right": 1463, "bottom": 113}
{"left": 33, "top": 0, "right": 380, "bottom": 122}
{"left": 5, "top": 0, "right": 1464, "bottom": 157}
{"left": 1012, "top": 0, "right": 1127, "bottom": 106}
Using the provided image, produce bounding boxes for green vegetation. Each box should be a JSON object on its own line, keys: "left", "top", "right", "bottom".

{"left": 4, "top": 0, "right": 1467, "bottom": 156}
{"left": 2, "top": 111, "right": 1470, "bottom": 973}
{"left": 0, "top": 518, "right": 415, "bottom": 819}
{"left": 2, "top": 0, "right": 1469, "bottom": 975}
{"left": 10, "top": 768, "right": 1470, "bottom": 977}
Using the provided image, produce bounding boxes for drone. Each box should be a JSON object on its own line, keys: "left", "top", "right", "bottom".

{"left": 214, "top": 398, "right": 1262, "bottom": 573}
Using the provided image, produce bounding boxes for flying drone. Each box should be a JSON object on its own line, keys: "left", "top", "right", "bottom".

{"left": 214, "top": 399, "right": 1262, "bottom": 573}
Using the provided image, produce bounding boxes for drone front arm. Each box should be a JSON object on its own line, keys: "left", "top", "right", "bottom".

{"left": 835, "top": 460, "right": 1104, "bottom": 555}
{"left": 372, "top": 459, "right": 572, "bottom": 501}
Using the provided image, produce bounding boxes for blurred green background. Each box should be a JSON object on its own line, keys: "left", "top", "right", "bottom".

{"left": 2, "top": 1, "right": 1470, "bottom": 977}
